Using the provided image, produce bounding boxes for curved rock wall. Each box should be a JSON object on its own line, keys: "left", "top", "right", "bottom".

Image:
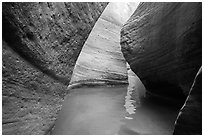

{"left": 120, "top": 2, "right": 202, "bottom": 134}
{"left": 3, "top": 2, "right": 108, "bottom": 84}
{"left": 2, "top": 2, "right": 107, "bottom": 135}
{"left": 174, "top": 67, "right": 202, "bottom": 135}
{"left": 2, "top": 40, "right": 66, "bottom": 135}
{"left": 121, "top": 2, "right": 202, "bottom": 98}
{"left": 69, "top": 2, "right": 139, "bottom": 87}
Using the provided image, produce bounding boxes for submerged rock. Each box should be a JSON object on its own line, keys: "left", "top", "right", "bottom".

{"left": 69, "top": 2, "right": 139, "bottom": 87}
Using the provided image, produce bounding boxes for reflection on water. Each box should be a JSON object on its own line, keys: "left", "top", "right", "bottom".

{"left": 124, "top": 65, "right": 146, "bottom": 119}
{"left": 52, "top": 72, "right": 180, "bottom": 135}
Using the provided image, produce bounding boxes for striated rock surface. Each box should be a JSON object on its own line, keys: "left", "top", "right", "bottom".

{"left": 121, "top": 2, "right": 202, "bottom": 99}
{"left": 69, "top": 2, "right": 139, "bottom": 87}
{"left": 2, "top": 2, "right": 107, "bottom": 135}
{"left": 2, "top": 2, "right": 108, "bottom": 84}
{"left": 120, "top": 2, "right": 202, "bottom": 134}
{"left": 2, "top": 40, "right": 66, "bottom": 135}
{"left": 173, "top": 67, "right": 202, "bottom": 135}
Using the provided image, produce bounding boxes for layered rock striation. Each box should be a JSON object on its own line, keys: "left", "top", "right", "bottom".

{"left": 121, "top": 2, "right": 202, "bottom": 99}
{"left": 120, "top": 2, "right": 202, "bottom": 134}
{"left": 69, "top": 2, "right": 139, "bottom": 88}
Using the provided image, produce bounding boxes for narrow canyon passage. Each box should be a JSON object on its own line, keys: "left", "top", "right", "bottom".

{"left": 51, "top": 2, "right": 180, "bottom": 135}
{"left": 2, "top": 2, "right": 201, "bottom": 135}
{"left": 68, "top": 2, "right": 138, "bottom": 86}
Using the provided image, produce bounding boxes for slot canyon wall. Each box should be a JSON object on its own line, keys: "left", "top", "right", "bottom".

{"left": 2, "top": 2, "right": 108, "bottom": 135}
{"left": 3, "top": 2, "right": 108, "bottom": 84}
{"left": 2, "top": 2, "right": 202, "bottom": 135}
{"left": 69, "top": 2, "right": 139, "bottom": 88}
{"left": 174, "top": 67, "right": 202, "bottom": 134}
{"left": 120, "top": 2, "right": 202, "bottom": 134}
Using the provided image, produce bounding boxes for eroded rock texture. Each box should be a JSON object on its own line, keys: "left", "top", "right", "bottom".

{"left": 2, "top": 40, "right": 66, "bottom": 135}
{"left": 2, "top": 2, "right": 107, "bottom": 135}
{"left": 69, "top": 2, "right": 139, "bottom": 87}
{"left": 3, "top": 2, "right": 108, "bottom": 84}
{"left": 120, "top": 2, "right": 202, "bottom": 134}
{"left": 174, "top": 67, "right": 202, "bottom": 135}
{"left": 121, "top": 2, "right": 202, "bottom": 99}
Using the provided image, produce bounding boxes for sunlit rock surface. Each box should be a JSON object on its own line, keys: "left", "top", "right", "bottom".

{"left": 121, "top": 2, "right": 202, "bottom": 98}
{"left": 174, "top": 67, "right": 202, "bottom": 135}
{"left": 69, "top": 2, "right": 139, "bottom": 87}
{"left": 2, "top": 2, "right": 107, "bottom": 135}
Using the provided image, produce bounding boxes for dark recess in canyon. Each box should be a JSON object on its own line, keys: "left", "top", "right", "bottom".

{"left": 173, "top": 67, "right": 202, "bottom": 135}
{"left": 121, "top": 2, "right": 202, "bottom": 134}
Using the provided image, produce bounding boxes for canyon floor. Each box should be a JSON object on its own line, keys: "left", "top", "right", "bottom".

{"left": 51, "top": 74, "right": 181, "bottom": 135}
{"left": 51, "top": 87, "right": 180, "bottom": 135}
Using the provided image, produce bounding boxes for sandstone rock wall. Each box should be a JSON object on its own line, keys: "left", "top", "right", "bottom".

{"left": 69, "top": 2, "right": 139, "bottom": 87}
{"left": 121, "top": 2, "right": 202, "bottom": 98}
{"left": 3, "top": 2, "right": 108, "bottom": 85}
{"left": 2, "top": 40, "right": 66, "bottom": 135}
{"left": 2, "top": 2, "right": 107, "bottom": 134}
{"left": 173, "top": 67, "right": 202, "bottom": 135}
{"left": 120, "top": 2, "right": 202, "bottom": 134}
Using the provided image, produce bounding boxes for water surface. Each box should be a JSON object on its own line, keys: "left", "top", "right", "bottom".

{"left": 52, "top": 85, "right": 180, "bottom": 135}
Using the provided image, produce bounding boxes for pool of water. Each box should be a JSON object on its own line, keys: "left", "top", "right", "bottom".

{"left": 51, "top": 84, "right": 180, "bottom": 135}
